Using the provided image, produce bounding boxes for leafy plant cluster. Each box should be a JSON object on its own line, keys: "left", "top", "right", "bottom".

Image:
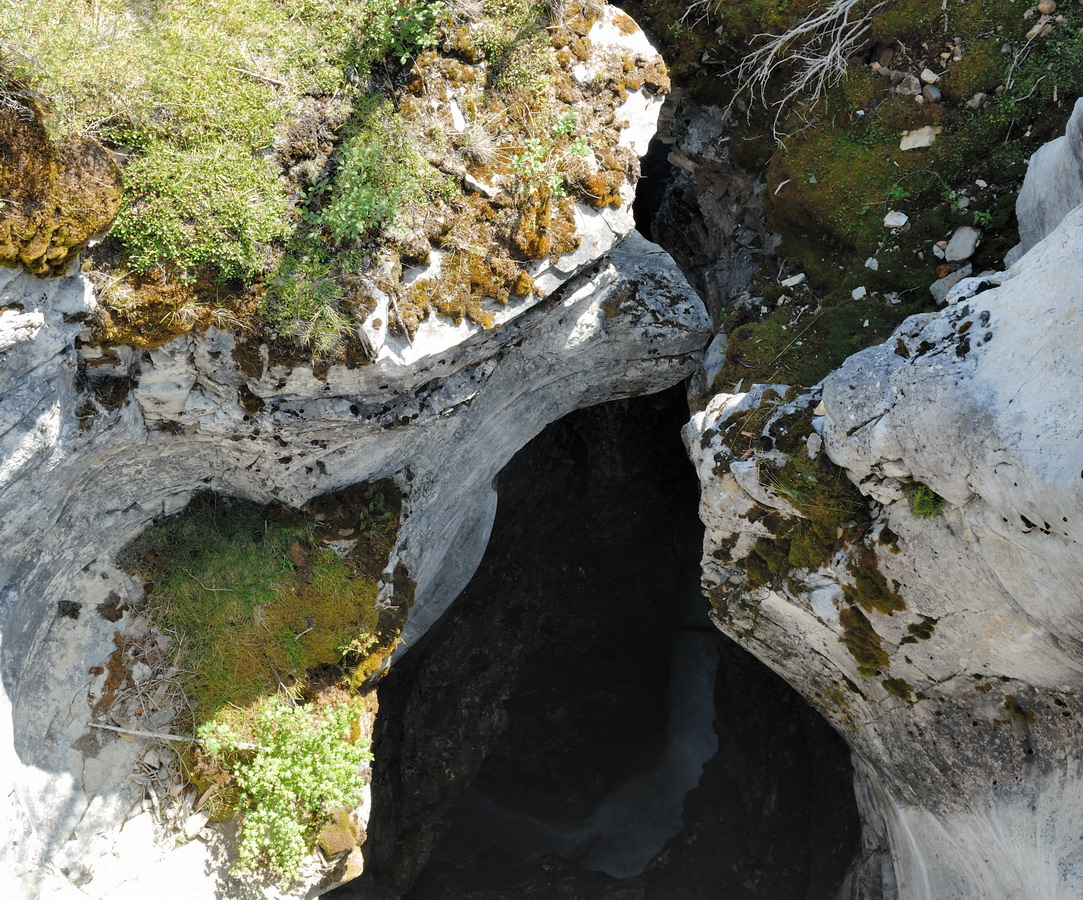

{"left": 510, "top": 110, "right": 590, "bottom": 196}
{"left": 375, "top": 0, "right": 448, "bottom": 64}
{"left": 199, "top": 695, "right": 371, "bottom": 881}
{"left": 260, "top": 97, "right": 453, "bottom": 354}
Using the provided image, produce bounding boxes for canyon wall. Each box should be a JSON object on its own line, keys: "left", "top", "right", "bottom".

{"left": 685, "top": 98, "right": 1083, "bottom": 900}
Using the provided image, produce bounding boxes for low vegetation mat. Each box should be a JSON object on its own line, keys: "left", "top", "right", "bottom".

{"left": 118, "top": 481, "right": 407, "bottom": 879}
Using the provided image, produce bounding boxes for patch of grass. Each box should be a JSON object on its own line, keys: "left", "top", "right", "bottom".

{"left": 1, "top": 0, "right": 449, "bottom": 286}
{"left": 121, "top": 488, "right": 398, "bottom": 716}
{"left": 261, "top": 251, "right": 351, "bottom": 356}
{"left": 119, "top": 480, "right": 404, "bottom": 864}
{"left": 908, "top": 482, "right": 946, "bottom": 518}
{"left": 111, "top": 140, "right": 288, "bottom": 280}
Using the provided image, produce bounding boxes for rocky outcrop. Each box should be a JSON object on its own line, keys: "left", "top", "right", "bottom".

{"left": 0, "top": 11, "right": 712, "bottom": 888}
{"left": 684, "top": 111, "right": 1083, "bottom": 898}
{"left": 649, "top": 97, "right": 769, "bottom": 325}
{"left": 1015, "top": 97, "right": 1083, "bottom": 256}
{"left": 0, "top": 225, "right": 707, "bottom": 897}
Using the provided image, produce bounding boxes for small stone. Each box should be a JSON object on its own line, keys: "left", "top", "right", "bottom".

{"left": 852, "top": 286, "right": 868, "bottom": 300}
{"left": 889, "top": 72, "right": 922, "bottom": 96}
{"left": 448, "top": 99, "right": 467, "bottom": 133}
{"left": 945, "top": 225, "right": 981, "bottom": 261}
{"left": 781, "top": 273, "right": 806, "bottom": 287}
{"left": 888, "top": 293, "right": 902, "bottom": 305}
{"left": 922, "top": 84, "right": 942, "bottom": 103}
{"left": 957, "top": 196, "right": 971, "bottom": 209}
{"left": 900, "top": 125, "right": 942, "bottom": 150}
{"left": 967, "top": 92, "right": 988, "bottom": 109}
{"left": 1038, "top": 0, "right": 1056, "bottom": 13}
{"left": 131, "top": 662, "right": 152, "bottom": 684}
{"left": 184, "top": 811, "right": 210, "bottom": 841}
{"left": 806, "top": 432, "right": 822, "bottom": 459}
{"left": 865, "top": 257, "right": 879, "bottom": 271}
{"left": 930, "top": 264, "right": 973, "bottom": 303}
{"left": 884, "top": 210, "right": 910, "bottom": 228}
{"left": 813, "top": 400, "right": 827, "bottom": 416}
{"left": 878, "top": 47, "right": 895, "bottom": 66}
{"left": 975, "top": 179, "right": 988, "bottom": 188}
{"left": 920, "top": 68, "right": 939, "bottom": 83}
{"left": 463, "top": 173, "right": 497, "bottom": 198}
{"left": 933, "top": 243, "right": 946, "bottom": 259}
{"left": 863, "top": 319, "right": 870, "bottom": 327}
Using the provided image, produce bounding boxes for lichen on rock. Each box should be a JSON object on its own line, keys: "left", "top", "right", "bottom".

{"left": 0, "top": 86, "right": 121, "bottom": 276}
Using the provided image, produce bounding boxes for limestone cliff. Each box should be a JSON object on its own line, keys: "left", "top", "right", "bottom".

{"left": 685, "top": 102, "right": 1083, "bottom": 899}
{"left": 0, "top": 9, "right": 711, "bottom": 897}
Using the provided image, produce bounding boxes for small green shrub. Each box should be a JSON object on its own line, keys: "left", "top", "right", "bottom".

{"left": 111, "top": 140, "right": 288, "bottom": 280}
{"left": 199, "top": 695, "right": 371, "bottom": 881}
{"left": 378, "top": 0, "right": 447, "bottom": 64}
{"left": 262, "top": 253, "right": 350, "bottom": 355}
{"left": 302, "top": 98, "right": 440, "bottom": 242}
{"left": 908, "top": 483, "right": 946, "bottom": 519}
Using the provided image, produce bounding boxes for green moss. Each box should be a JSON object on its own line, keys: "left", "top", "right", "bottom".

{"left": 908, "top": 482, "right": 946, "bottom": 518}
{"left": 1004, "top": 694, "right": 1036, "bottom": 725}
{"left": 907, "top": 615, "right": 938, "bottom": 641}
{"left": 843, "top": 547, "right": 905, "bottom": 615}
{"left": 120, "top": 481, "right": 402, "bottom": 724}
{"left": 839, "top": 605, "right": 889, "bottom": 677}
{"left": 316, "top": 806, "right": 360, "bottom": 857}
{"left": 881, "top": 677, "right": 914, "bottom": 702}
{"left": 714, "top": 285, "right": 931, "bottom": 391}
{"left": 657, "top": 0, "right": 1083, "bottom": 399}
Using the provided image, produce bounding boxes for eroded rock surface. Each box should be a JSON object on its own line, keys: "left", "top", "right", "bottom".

{"left": 684, "top": 120, "right": 1083, "bottom": 898}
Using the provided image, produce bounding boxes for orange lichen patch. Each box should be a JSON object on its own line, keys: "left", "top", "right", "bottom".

{"left": 89, "top": 264, "right": 257, "bottom": 350}
{"left": 0, "top": 88, "right": 122, "bottom": 276}
{"left": 444, "top": 25, "right": 484, "bottom": 64}
{"left": 512, "top": 187, "right": 580, "bottom": 260}
{"left": 569, "top": 168, "right": 625, "bottom": 208}
{"left": 613, "top": 10, "right": 638, "bottom": 33}
{"left": 92, "top": 632, "right": 132, "bottom": 715}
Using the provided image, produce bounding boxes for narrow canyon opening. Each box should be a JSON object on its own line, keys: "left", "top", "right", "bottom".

{"left": 350, "top": 387, "right": 862, "bottom": 899}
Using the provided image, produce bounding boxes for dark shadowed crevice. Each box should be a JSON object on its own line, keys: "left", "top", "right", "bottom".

{"left": 341, "top": 387, "right": 860, "bottom": 899}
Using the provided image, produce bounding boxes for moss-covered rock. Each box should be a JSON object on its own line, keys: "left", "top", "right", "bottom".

{"left": 0, "top": 88, "right": 121, "bottom": 276}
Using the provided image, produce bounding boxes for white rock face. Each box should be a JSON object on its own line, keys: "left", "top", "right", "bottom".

{"left": 1016, "top": 97, "right": 1083, "bottom": 254}
{"left": 685, "top": 124, "right": 1083, "bottom": 897}
{"left": 0, "top": 229, "right": 708, "bottom": 898}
